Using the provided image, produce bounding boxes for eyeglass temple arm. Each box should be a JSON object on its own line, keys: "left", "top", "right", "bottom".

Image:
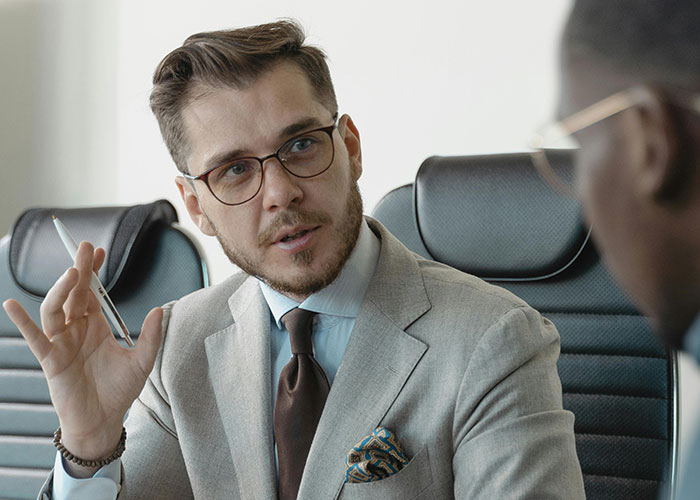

{"left": 537, "top": 88, "right": 650, "bottom": 146}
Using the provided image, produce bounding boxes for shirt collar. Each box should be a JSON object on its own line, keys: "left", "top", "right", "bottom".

{"left": 683, "top": 312, "right": 700, "bottom": 364}
{"left": 259, "top": 219, "right": 380, "bottom": 329}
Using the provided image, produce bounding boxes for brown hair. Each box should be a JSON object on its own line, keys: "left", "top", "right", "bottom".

{"left": 150, "top": 19, "right": 338, "bottom": 173}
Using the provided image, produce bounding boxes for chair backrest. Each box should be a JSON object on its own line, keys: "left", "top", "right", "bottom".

{"left": 0, "top": 199, "right": 208, "bottom": 500}
{"left": 372, "top": 152, "right": 679, "bottom": 500}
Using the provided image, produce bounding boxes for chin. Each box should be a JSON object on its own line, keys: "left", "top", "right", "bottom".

{"left": 654, "top": 309, "right": 696, "bottom": 350}
{"left": 263, "top": 265, "right": 341, "bottom": 298}
{"left": 653, "top": 320, "right": 686, "bottom": 350}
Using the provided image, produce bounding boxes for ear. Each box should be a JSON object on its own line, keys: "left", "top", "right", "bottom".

{"left": 174, "top": 176, "right": 217, "bottom": 236}
{"left": 338, "top": 114, "right": 362, "bottom": 181}
{"left": 629, "top": 86, "right": 680, "bottom": 201}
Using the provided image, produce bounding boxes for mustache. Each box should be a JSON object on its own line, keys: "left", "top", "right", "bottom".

{"left": 258, "top": 209, "right": 331, "bottom": 246}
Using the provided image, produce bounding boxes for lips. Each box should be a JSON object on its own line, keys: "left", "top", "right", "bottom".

{"left": 273, "top": 225, "right": 320, "bottom": 253}
{"left": 272, "top": 225, "right": 318, "bottom": 244}
{"left": 280, "top": 229, "right": 311, "bottom": 242}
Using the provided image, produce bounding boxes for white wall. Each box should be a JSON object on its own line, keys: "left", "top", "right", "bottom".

{"left": 3, "top": 0, "right": 700, "bottom": 477}
{"left": 0, "top": 0, "right": 118, "bottom": 233}
{"left": 1, "top": 0, "right": 572, "bottom": 281}
{"left": 113, "top": 0, "right": 572, "bottom": 282}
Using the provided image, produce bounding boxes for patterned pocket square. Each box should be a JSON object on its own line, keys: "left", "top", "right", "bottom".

{"left": 344, "top": 427, "right": 409, "bottom": 484}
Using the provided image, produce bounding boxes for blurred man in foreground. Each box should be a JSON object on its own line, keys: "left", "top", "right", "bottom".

{"left": 533, "top": 1, "right": 700, "bottom": 498}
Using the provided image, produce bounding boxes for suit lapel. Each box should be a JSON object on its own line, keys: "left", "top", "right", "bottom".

{"left": 299, "top": 219, "right": 432, "bottom": 499}
{"left": 205, "top": 277, "right": 277, "bottom": 500}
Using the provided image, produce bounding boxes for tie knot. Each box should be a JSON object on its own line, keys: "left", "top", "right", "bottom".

{"left": 282, "top": 308, "right": 316, "bottom": 354}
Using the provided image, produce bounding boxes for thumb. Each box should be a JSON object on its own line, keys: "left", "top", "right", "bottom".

{"left": 133, "top": 307, "right": 165, "bottom": 377}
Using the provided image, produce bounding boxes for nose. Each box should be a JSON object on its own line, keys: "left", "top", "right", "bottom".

{"left": 260, "top": 157, "right": 304, "bottom": 211}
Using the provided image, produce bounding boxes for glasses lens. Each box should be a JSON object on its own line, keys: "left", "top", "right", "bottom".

{"left": 530, "top": 128, "right": 580, "bottom": 199}
{"left": 278, "top": 129, "right": 333, "bottom": 177}
{"left": 208, "top": 158, "right": 262, "bottom": 204}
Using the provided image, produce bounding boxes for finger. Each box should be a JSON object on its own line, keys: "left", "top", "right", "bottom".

{"left": 85, "top": 286, "right": 103, "bottom": 315}
{"left": 93, "top": 247, "right": 106, "bottom": 273}
{"left": 133, "top": 308, "right": 164, "bottom": 377}
{"left": 4, "top": 299, "right": 52, "bottom": 362}
{"left": 85, "top": 247, "right": 106, "bottom": 315}
{"left": 64, "top": 242, "right": 95, "bottom": 321}
{"left": 40, "top": 268, "right": 80, "bottom": 336}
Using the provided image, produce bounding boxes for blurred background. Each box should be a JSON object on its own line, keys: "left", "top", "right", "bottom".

{"left": 2, "top": 0, "right": 699, "bottom": 470}
{"left": 0, "top": 0, "right": 569, "bottom": 281}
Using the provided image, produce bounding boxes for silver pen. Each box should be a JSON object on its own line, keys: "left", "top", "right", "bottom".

{"left": 52, "top": 215, "right": 135, "bottom": 347}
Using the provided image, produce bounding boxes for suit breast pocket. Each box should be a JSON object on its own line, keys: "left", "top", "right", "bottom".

{"left": 338, "top": 446, "right": 434, "bottom": 500}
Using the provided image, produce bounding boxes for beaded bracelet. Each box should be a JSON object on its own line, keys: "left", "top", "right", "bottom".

{"left": 53, "top": 426, "right": 127, "bottom": 468}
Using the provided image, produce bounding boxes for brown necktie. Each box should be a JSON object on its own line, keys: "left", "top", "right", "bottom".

{"left": 274, "top": 308, "right": 330, "bottom": 500}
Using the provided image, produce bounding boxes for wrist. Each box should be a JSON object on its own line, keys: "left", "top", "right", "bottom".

{"left": 58, "top": 421, "right": 124, "bottom": 460}
{"left": 54, "top": 426, "right": 126, "bottom": 478}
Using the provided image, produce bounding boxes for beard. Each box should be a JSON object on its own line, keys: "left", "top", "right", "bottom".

{"left": 210, "top": 181, "right": 364, "bottom": 298}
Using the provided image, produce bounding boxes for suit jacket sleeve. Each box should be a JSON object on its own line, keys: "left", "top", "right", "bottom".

{"left": 452, "top": 306, "right": 585, "bottom": 499}
{"left": 119, "top": 303, "right": 193, "bottom": 499}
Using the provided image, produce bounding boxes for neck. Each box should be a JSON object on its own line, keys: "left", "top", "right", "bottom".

{"left": 654, "top": 266, "right": 700, "bottom": 348}
{"left": 280, "top": 290, "right": 310, "bottom": 303}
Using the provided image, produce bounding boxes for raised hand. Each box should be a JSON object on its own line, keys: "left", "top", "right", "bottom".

{"left": 2, "top": 241, "right": 164, "bottom": 476}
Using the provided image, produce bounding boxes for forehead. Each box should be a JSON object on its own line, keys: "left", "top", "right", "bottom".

{"left": 181, "top": 62, "right": 333, "bottom": 173}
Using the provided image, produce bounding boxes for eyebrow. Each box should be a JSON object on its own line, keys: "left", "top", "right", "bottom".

{"left": 202, "top": 116, "right": 327, "bottom": 173}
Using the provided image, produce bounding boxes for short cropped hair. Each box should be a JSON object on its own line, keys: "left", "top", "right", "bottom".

{"left": 562, "top": 0, "right": 700, "bottom": 86}
{"left": 150, "top": 19, "right": 338, "bottom": 173}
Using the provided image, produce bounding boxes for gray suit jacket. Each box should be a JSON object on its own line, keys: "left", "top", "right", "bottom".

{"left": 44, "top": 218, "right": 585, "bottom": 499}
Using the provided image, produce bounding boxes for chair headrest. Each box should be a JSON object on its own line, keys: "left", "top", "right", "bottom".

{"left": 414, "top": 152, "right": 589, "bottom": 280}
{"left": 9, "top": 199, "right": 178, "bottom": 297}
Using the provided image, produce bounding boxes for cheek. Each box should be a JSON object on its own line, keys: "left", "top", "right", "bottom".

{"left": 314, "top": 163, "right": 354, "bottom": 209}
{"left": 576, "top": 129, "right": 624, "bottom": 228}
{"left": 576, "top": 148, "right": 606, "bottom": 228}
{"left": 576, "top": 137, "right": 635, "bottom": 276}
{"left": 207, "top": 202, "right": 260, "bottom": 246}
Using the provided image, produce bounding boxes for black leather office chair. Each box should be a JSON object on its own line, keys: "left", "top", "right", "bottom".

{"left": 372, "top": 152, "right": 679, "bottom": 500}
{"left": 0, "top": 199, "right": 208, "bottom": 500}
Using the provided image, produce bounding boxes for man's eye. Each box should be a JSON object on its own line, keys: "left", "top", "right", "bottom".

{"left": 224, "top": 161, "right": 249, "bottom": 175}
{"left": 289, "top": 137, "right": 316, "bottom": 153}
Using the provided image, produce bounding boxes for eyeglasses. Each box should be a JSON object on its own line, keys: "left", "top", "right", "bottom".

{"left": 183, "top": 121, "right": 337, "bottom": 206}
{"left": 528, "top": 86, "right": 700, "bottom": 199}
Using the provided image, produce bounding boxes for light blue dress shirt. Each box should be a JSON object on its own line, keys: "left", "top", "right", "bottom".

{"left": 51, "top": 220, "right": 379, "bottom": 500}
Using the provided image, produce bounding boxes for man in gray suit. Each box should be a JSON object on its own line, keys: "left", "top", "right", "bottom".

{"left": 3, "top": 20, "right": 584, "bottom": 499}
{"left": 532, "top": 1, "right": 700, "bottom": 498}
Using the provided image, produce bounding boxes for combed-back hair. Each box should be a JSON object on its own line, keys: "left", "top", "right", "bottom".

{"left": 150, "top": 19, "right": 338, "bottom": 173}
{"left": 562, "top": 0, "right": 700, "bottom": 86}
